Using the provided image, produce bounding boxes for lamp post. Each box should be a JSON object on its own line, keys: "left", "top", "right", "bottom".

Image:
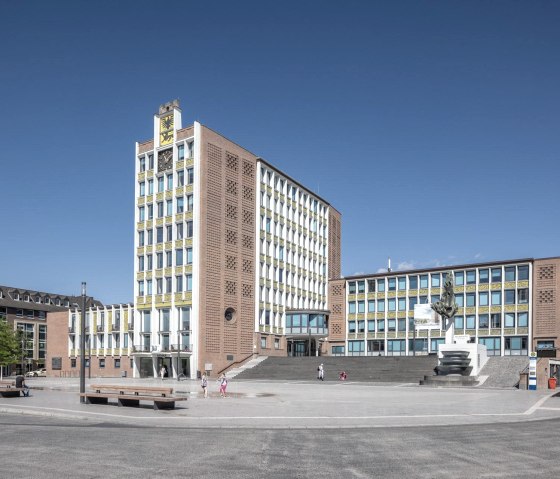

{"left": 80, "top": 282, "right": 86, "bottom": 403}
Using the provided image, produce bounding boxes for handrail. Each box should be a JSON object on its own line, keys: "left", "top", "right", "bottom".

{"left": 216, "top": 353, "right": 255, "bottom": 376}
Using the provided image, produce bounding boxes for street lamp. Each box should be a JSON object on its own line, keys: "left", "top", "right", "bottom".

{"left": 80, "top": 282, "right": 86, "bottom": 403}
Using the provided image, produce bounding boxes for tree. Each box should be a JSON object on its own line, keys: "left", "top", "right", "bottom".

{"left": 0, "top": 320, "right": 21, "bottom": 380}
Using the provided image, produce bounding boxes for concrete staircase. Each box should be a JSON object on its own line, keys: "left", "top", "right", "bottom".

{"left": 478, "top": 356, "right": 529, "bottom": 388}
{"left": 223, "top": 355, "right": 269, "bottom": 379}
{"left": 234, "top": 355, "right": 438, "bottom": 383}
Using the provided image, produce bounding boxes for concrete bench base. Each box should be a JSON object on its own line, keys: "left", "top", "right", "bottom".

{"left": 80, "top": 392, "right": 187, "bottom": 410}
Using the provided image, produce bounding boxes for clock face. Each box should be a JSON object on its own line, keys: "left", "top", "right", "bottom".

{"left": 157, "top": 149, "right": 173, "bottom": 172}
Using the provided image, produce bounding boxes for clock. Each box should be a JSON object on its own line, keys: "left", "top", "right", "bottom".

{"left": 157, "top": 149, "right": 173, "bottom": 172}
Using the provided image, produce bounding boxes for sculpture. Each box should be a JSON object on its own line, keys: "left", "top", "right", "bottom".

{"left": 431, "top": 272, "right": 458, "bottom": 322}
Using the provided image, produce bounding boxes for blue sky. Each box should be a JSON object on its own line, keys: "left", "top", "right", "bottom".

{"left": 1, "top": 1, "right": 559, "bottom": 304}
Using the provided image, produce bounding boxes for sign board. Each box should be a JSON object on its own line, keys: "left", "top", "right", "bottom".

{"left": 414, "top": 304, "right": 440, "bottom": 329}
{"left": 204, "top": 363, "right": 213, "bottom": 371}
{"left": 51, "top": 357, "right": 62, "bottom": 370}
{"left": 528, "top": 352, "right": 537, "bottom": 390}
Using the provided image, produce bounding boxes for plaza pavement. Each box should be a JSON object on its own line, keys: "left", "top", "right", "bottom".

{"left": 1, "top": 376, "right": 559, "bottom": 429}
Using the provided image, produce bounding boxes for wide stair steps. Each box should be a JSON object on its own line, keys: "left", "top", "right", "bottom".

{"left": 224, "top": 356, "right": 269, "bottom": 379}
{"left": 234, "top": 356, "right": 438, "bottom": 383}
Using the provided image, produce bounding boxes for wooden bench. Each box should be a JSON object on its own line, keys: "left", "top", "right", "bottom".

{"left": 0, "top": 381, "right": 24, "bottom": 398}
{"left": 80, "top": 384, "right": 186, "bottom": 410}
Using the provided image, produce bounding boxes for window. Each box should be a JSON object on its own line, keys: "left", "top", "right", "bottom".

{"left": 455, "top": 294, "right": 464, "bottom": 307}
{"left": 368, "top": 300, "right": 375, "bottom": 313}
{"left": 505, "top": 336, "right": 528, "bottom": 356}
{"left": 388, "top": 278, "right": 396, "bottom": 291}
{"left": 505, "top": 290, "right": 515, "bottom": 305}
{"left": 409, "top": 296, "right": 418, "bottom": 310}
{"left": 388, "top": 319, "right": 396, "bottom": 331}
{"left": 491, "top": 291, "right": 501, "bottom": 306}
{"left": 357, "top": 281, "right": 365, "bottom": 294}
{"left": 348, "top": 302, "right": 356, "bottom": 314}
{"left": 466, "top": 270, "right": 476, "bottom": 285}
{"left": 505, "top": 267, "right": 516, "bottom": 282}
{"left": 187, "top": 141, "right": 194, "bottom": 158}
{"left": 138, "top": 255, "right": 145, "bottom": 272}
{"left": 99, "top": 358, "right": 105, "bottom": 369}
{"left": 114, "top": 358, "right": 121, "bottom": 368}
{"left": 377, "top": 279, "right": 385, "bottom": 292}
{"left": 358, "top": 320, "right": 365, "bottom": 333}
{"left": 166, "top": 225, "right": 173, "bottom": 241}
{"left": 490, "top": 313, "right": 501, "bottom": 328}
{"left": 176, "top": 223, "right": 183, "bottom": 239}
{"left": 348, "top": 282, "right": 356, "bottom": 294}
{"left": 178, "top": 144, "right": 185, "bottom": 160}
{"left": 518, "top": 288, "right": 529, "bottom": 304}
{"left": 148, "top": 154, "right": 154, "bottom": 169}
{"left": 158, "top": 176, "right": 164, "bottom": 192}
{"left": 367, "top": 279, "right": 376, "bottom": 292}
{"left": 479, "top": 292, "right": 488, "bottom": 306}
{"left": 518, "top": 265, "right": 529, "bottom": 281}
{"left": 398, "top": 276, "right": 406, "bottom": 290}
{"left": 466, "top": 293, "right": 476, "bottom": 307}
{"left": 156, "top": 227, "right": 163, "bottom": 243}
{"left": 420, "top": 275, "right": 428, "bottom": 288}
{"left": 479, "top": 269, "right": 489, "bottom": 284}
{"left": 147, "top": 204, "right": 153, "bottom": 220}
{"left": 138, "top": 231, "right": 145, "bottom": 246}
{"left": 139, "top": 181, "right": 145, "bottom": 197}
{"left": 138, "top": 206, "right": 145, "bottom": 221}
{"left": 518, "top": 312, "right": 528, "bottom": 327}
{"left": 479, "top": 337, "right": 501, "bottom": 356}
{"left": 138, "top": 280, "right": 145, "bottom": 296}
{"left": 409, "top": 275, "right": 418, "bottom": 289}
{"left": 139, "top": 156, "right": 146, "bottom": 172}
{"left": 378, "top": 299, "right": 385, "bottom": 312}
{"left": 275, "top": 338, "right": 280, "bottom": 350}
{"left": 165, "top": 277, "right": 172, "bottom": 293}
{"left": 491, "top": 268, "right": 502, "bottom": 283}
{"left": 166, "top": 174, "right": 173, "bottom": 190}
{"left": 466, "top": 315, "right": 476, "bottom": 329}
{"left": 187, "top": 194, "right": 193, "bottom": 211}
{"left": 166, "top": 199, "right": 173, "bottom": 216}
{"left": 71, "top": 358, "right": 76, "bottom": 368}
{"left": 156, "top": 252, "right": 163, "bottom": 269}
{"left": 146, "top": 280, "right": 152, "bottom": 295}
{"left": 478, "top": 314, "right": 489, "bottom": 328}
{"left": 157, "top": 201, "right": 164, "bottom": 217}
{"left": 186, "top": 274, "right": 192, "bottom": 291}
{"left": 454, "top": 316, "right": 464, "bottom": 329}
{"left": 398, "top": 298, "right": 406, "bottom": 311}
{"left": 367, "top": 320, "right": 375, "bottom": 332}
{"left": 348, "top": 321, "right": 356, "bottom": 333}
{"left": 505, "top": 312, "right": 515, "bottom": 328}
{"left": 176, "top": 249, "right": 183, "bottom": 266}
{"left": 148, "top": 179, "right": 154, "bottom": 195}
{"left": 156, "top": 278, "right": 163, "bottom": 294}
{"left": 177, "top": 197, "right": 184, "bottom": 213}
{"left": 348, "top": 340, "right": 364, "bottom": 356}
{"left": 187, "top": 168, "right": 194, "bottom": 184}
{"left": 455, "top": 271, "right": 464, "bottom": 286}
{"left": 357, "top": 301, "right": 365, "bottom": 313}
{"left": 377, "top": 320, "right": 385, "bottom": 332}
{"left": 177, "top": 170, "right": 184, "bottom": 186}
{"left": 147, "top": 229, "right": 153, "bottom": 245}
{"left": 186, "top": 248, "right": 193, "bottom": 264}
{"left": 166, "top": 251, "right": 172, "bottom": 267}
{"left": 186, "top": 221, "right": 193, "bottom": 237}
{"left": 431, "top": 273, "right": 440, "bottom": 288}
{"left": 176, "top": 275, "right": 183, "bottom": 292}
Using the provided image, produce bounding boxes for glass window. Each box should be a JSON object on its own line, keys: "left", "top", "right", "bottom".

{"left": 479, "top": 292, "right": 488, "bottom": 306}
{"left": 388, "top": 278, "right": 396, "bottom": 291}
{"left": 166, "top": 174, "right": 173, "bottom": 190}
{"left": 348, "top": 282, "right": 356, "bottom": 294}
{"left": 466, "top": 293, "right": 476, "bottom": 307}
{"left": 177, "top": 197, "right": 184, "bottom": 213}
{"left": 479, "top": 269, "right": 489, "bottom": 284}
{"left": 518, "top": 312, "right": 528, "bottom": 327}
{"left": 419, "top": 275, "right": 428, "bottom": 288}
{"left": 367, "top": 301, "right": 375, "bottom": 313}
{"left": 348, "top": 302, "right": 356, "bottom": 314}
{"left": 367, "top": 320, "right": 375, "bottom": 332}
{"left": 358, "top": 320, "right": 365, "bottom": 333}
{"left": 357, "top": 281, "right": 365, "bottom": 294}
{"left": 466, "top": 270, "right": 476, "bottom": 285}
{"left": 348, "top": 321, "right": 356, "bottom": 333}
{"left": 455, "top": 271, "right": 464, "bottom": 286}
{"left": 409, "top": 296, "right": 418, "bottom": 310}
{"left": 186, "top": 248, "right": 193, "bottom": 264}
{"left": 505, "top": 290, "right": 515, "bottom": 305}
{"left": 148, "top": 179, "right": 154, "bottom": 195}
{"left": 409, "top": 275, "right": 418, "bottom": 289}
{"left": 158, "top": 176, "right": 164, "bottom": 192}
{"left": 466, "top": 315, "right": 476, "bottom": 329}
{"left": 177, "top": 170, "right": 184, "bottom": 186}
{"left": 139, "top": 181, "right": 145, "bottom": 197}
{"left": 398, "top": 298, "right": 406, "bottom": 311}
{"left": 431, "top": 274, "right": 440, "bottom": 288}
{"left": 377, "top": 279, "right": 385, "bottom": 292}
{"left": 505, "top": 267, "right": 516, "bottom": 281}
{"left": 490, "top": 313, "right": 501, "bottom": 328}
{"left": 505, "top": 336, "right": 528, "bottom": 356}
{"left": 398, "top": 277, "right": 406, "bottom": 290}
{"left": 454, "top": 316, "right": 464, "bottom": 329}
{"left": 378, "top": 320, "right": 385, "bottom": 332}
{"left": 186, "top": 274, "right": 192, "bottom": 291}
{"left": 378, "top": 300, "right": 385, "bottom": 312}
{"left": 505, "top": 313, "right": 515, "bottom": 328}
{"left": 491, "top": 291, "right": 501, "bottom": 305}
{"left": 367, "top": 279, "right": 375, "bottom": 293}
{"left": 518, "top": 265, "right": 529, "bottom": 281}
{"left": 357, "top": 301, "right": 365, "bottom": 314}
{"left": 176, "top": 249, "right": 183, "bottom": 266}
{"left": 518, "top": 288, "right": 529, "bottom": 304}
{"left": 388, "top": 298, "right": 396, "bottom": 311}
{"left": 139, "top": 156, "right": 146, "bottom": 172}
{"left": 187, "top": 168, "right": 194, "bottom": 184}
{"left": 491, "top": 268, "right": 502, "bottom": 283}
{"left": 388, "top": 319, "right": 396, "bottom": 331}
{"left": 455, "top": 294, "right": 464, "bottom": 307}
{"left": 479, "top": 314, "right": 489, "bottom": 328}
{"left": 178, "top": 144, "right": 185, "bottom": 160}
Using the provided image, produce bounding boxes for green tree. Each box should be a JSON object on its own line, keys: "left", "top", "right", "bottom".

{"left": 0, "top": 320, "right": 21, "bottom": 380}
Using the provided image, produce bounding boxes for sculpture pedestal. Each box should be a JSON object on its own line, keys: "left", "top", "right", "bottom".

{"left": 438, "top": 343, "right": 488, "bottom": 377}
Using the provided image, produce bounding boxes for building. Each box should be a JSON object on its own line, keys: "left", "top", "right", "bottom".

{"left": 327, "top": 257, "right": 560, "bottom": 361}
{"left": 46, "top": 303, "right": 134, "bottom": 378}
{"left": 0, "top": 285, "right": 101, "bottom": 375}
{"left": 131, "top": 100, "right": 341, "bottom": 378}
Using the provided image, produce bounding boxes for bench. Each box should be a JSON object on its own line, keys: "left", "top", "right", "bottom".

{"left": 0, "top": 381, "right": 24, "bottom": 398}
{"left": 80, "top": 384, "right": 186, "bottom": 410}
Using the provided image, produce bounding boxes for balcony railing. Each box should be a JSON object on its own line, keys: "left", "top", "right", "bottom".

{"left": 132, "top": 344, "right": 151, "bottom": 353}
{"left": 127, "top": 322, "right": 134, "bottom": 330}
{"left": 169, "top": 344, "right": 193, "bottom": 353}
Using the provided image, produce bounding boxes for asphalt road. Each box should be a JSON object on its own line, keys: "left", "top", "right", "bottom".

{"left": 2, "top": 413, "right": 559, "bottom": 478}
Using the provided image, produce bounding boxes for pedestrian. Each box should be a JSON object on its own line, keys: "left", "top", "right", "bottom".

{"left": 201, "top": 372, "right": 208, "bottom": 398}
{"left": 160, "top": 365, "right": 166, "bottom": 380}
{"left": 317, "top": 363, "right": 324, "bottom": 381}
{"left": 15, "top": 375, "right": 30, "bottom": 397}
{"left": 218, "top": 373, "right": 228, "bottom": 397}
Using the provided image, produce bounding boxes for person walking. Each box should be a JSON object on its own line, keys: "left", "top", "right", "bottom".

{"left": 218, "top": 373, "right": 228, "bottom": 397}
{"left": 317, "top": 363, "right": 324, "bottom": 381}
{"left": 201, "top": 372, "right": 208, "bottom": 398}
{"left": 160, "top": 365, "right": 166, "bottom": 380}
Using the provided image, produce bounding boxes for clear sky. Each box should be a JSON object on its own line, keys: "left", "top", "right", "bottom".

{"left": 1, "top": 1, "right": 559, "bottom": 304}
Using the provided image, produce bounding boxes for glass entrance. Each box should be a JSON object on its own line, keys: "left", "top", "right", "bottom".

{"left": 287, "top": 339, "right": 318, "bottom": 357}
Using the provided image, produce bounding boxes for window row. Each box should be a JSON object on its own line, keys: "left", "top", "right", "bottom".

{"left": 138, "top": 248, "right": 193, "bottom": 271}
{"left": 138, "top": 275, "right": 193, "bottom": 296}
{"left": 138, "top": 221, "right": 193, "bottom": 246}
{"left": 138, "top": 168, "right": 194, "bottom": 196}
{"left": 138, "top": 195, "right": 193, "bottom": 221}
{"left": 138, "top": 142, "right": 194, "bottom": 172}
{"left": 348, "top": 265, "right": 530, "bottom": 294}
